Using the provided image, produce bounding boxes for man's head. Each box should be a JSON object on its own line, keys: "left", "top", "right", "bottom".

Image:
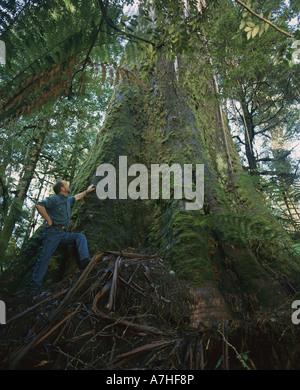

{"left": 53, "top": 180, "right": 70, "bottom": 195}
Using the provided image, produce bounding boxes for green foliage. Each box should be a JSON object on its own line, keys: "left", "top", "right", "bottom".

{"left": 0, "top": 0, "right": 125, "bottom": 124}
{"left": 203, "top": 1, "right": 299, "bottom": 232}
{"left": 236, "top": 0, "right": 299, "bottom": 64}
{"left": 196, "top": 212, "right": 292, "bottom": 253}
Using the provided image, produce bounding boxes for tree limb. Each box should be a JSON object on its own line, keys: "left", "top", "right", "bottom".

{"left": 234, "top": 0, "right": 294, "bottom": 38}
{"left": 70, "top": 0, "right": 108, "bottom": 92}
{"left": 97, "top": 0, "right": 163, "bottom": 49}
{"left": 232, "top": 135, "right": 246, "bottom": 145}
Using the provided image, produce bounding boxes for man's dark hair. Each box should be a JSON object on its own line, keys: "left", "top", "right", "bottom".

{"left": 53, "top": 180, "right": 65, "bottom": 194}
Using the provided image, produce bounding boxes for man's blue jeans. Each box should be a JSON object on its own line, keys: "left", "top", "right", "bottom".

{"left": 31, "top": 226, "right": 90, "bottom": 288}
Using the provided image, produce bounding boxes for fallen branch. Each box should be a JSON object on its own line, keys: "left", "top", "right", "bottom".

{"left": 35, "top": 306, "right": 82, "bottom": 347}
{"left": 6, "top": 288, "right": 68, "bottom": 324}
{"left": 52, "top": 251, "right": 104, "bottom": 318}
{"left": 106, "top": 256, "right": 121, "bottom": 310}
{"left": 92, "top": 304, "right": 167, "bottom": 336}
{"left": 218, "top": 327, "right": 251, "bottom": 370}
{"left": 104, "top": 250, "right": 158, "bottom": 259}
{"left": 10, "top": 307, "right": 82, "bottom": 369}
{"left": 111, "top": 339, "right": 178, "bottom": 367}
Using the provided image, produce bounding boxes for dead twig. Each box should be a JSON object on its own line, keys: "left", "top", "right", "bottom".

{"left": 92, "top": 303, "right": 167, "bottom": 336}
{"left": 104, "top": 250, "right": 157, "bottom": 259}
{"left": 218, "top": 327, "right": 251, "bottom": 370}
{"left": 111, "top": 339, "right": 178, "bottom": 368}
{"left": 106, "top": 256, "right": 122, "bottom": 310}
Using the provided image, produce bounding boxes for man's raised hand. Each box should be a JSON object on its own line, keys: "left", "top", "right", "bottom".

{"left": 87, "top": 184, "right": 95, "bottom": 193}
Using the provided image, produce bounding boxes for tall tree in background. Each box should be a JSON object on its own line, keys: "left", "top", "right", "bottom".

{"left": 0, "top": 116, "right": 49, "bottom": 257}
{"left": 200, "top": 0, "right": 300, "bottom": 233}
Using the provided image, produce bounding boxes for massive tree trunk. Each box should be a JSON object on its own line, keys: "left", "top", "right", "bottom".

{"left": 66, "top": 52, "right": 300, "bottom": 324}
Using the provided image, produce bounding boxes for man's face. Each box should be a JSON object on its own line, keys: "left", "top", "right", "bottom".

{"left": 61, "top": 181, "right": 70, "bottom": 194}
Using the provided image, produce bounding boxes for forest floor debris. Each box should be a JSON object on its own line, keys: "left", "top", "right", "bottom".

{"left": 0, "top": 249, "right": 299, "bottom": 370}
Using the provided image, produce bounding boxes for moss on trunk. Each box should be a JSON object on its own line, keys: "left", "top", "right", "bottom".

{"left": 67, "top": 54, "right": 300, "bottom": 321}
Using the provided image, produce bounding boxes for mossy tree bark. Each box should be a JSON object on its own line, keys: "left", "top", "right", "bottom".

{"left": 67, "top": 53, "right": 300, "bottom": 322}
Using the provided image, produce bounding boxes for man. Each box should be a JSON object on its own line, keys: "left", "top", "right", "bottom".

{"left": 28, "top": 180, "right": 95, "bottom": 292}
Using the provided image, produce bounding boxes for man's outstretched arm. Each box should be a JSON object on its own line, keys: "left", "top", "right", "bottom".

{"left": 75, "top": 184, "right": 95, "bottom": 201}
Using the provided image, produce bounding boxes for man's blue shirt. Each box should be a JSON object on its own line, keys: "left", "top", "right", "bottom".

{"left": 37, "top": 194, "right": 76, "bottom": 228}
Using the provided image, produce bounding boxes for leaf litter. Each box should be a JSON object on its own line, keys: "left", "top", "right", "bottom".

{"left": 0, "top": 249, "right": 299, "bottom": 370}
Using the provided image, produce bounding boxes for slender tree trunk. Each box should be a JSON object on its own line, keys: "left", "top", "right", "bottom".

{"left": 0, "top": 173, "right": 9, "bottom": 228}
{"left": 0, "top": 120, "right": 48, "bottom": 262}
{"left": 237, "top": 88, "right": 257, "bottom": 173}
{"left": 20, "top": 161, "right": 49, "bottom": 250}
